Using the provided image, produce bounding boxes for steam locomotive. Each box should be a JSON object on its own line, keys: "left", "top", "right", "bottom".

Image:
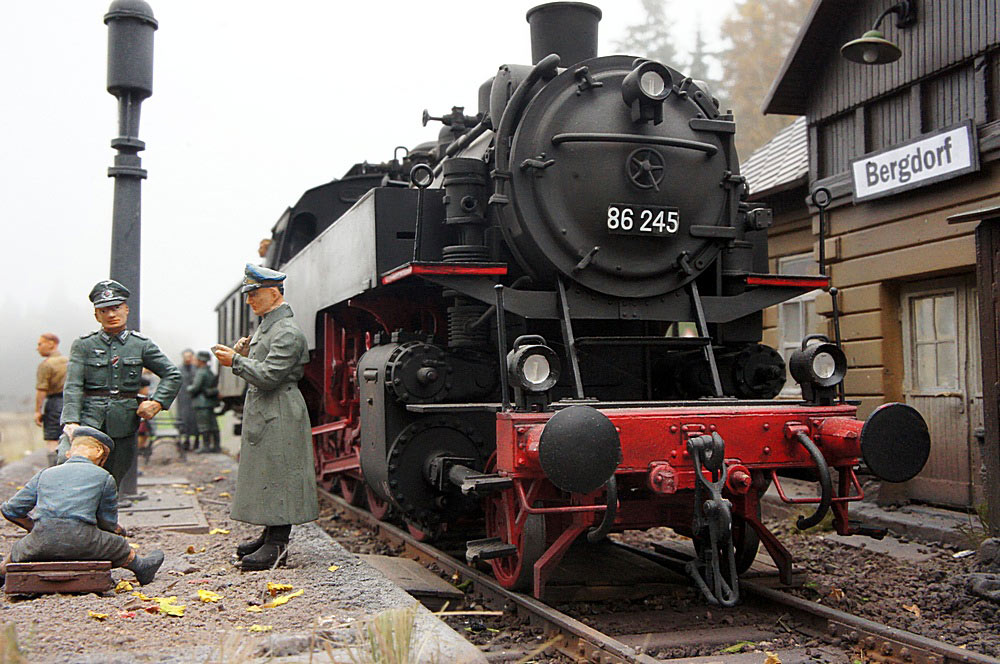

{"left": 217, "top": 2, "right": 931, "bottom": 605}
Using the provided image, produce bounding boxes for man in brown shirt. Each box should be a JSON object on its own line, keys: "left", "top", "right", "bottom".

{"left": 35, "top": 333, "right": 69, "bottom": 466}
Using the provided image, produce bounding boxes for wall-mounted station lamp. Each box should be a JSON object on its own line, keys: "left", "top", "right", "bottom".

{"left": 841, "top": 0, "right": 917, "bottom": 65}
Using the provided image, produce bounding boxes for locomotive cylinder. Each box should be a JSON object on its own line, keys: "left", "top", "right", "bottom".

{"left": 526, "top": 2, "right": 601, "bottom": 67}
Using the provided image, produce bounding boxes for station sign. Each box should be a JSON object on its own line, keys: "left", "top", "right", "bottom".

{"left": 851, "top": 121, "right": 979, "bottom": 203}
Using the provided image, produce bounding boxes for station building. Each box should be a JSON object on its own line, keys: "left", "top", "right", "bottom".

{"left": 741, "top": 0, "right": 1000, "bottom": 508}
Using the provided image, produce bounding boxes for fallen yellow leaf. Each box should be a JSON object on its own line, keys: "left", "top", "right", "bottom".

{"left": 266, "top": 582, "right": 293, "bottom": 596}
{"left": 129, "top": 543, "right": 139, "bottom": 549}
{"left": 195, "top": 486, "right": 205, "bottom": 492}
{"left": 234, "top": 625, "right": 244, "bottom": 630}
{"left": 221, "top": 469, "right": 231, "bottom": 474}
{"left": 154, "top": 596, "right": 185, "bottom": 617}
{"left": 327, "top": 565, "right": 340, "bottom": 573}
{"left": 903, "top": 603, "right": 921, "bottom": 618}
{"left": 170, "top": 483, "right": 190, "bottom": 488}
{"left": 219, "top": 492, "right": 231, "bottom": 498}
{"left": 764, "top": 652, "right": 782, "bottom": 664}
{"left": 246, "top": 606, "right": 263, "bottom": 613}
{"left": 132, "top": 592, "right": 152, "bottom": 601}
{"left": 114, "top": 580, "right": 133, "bottom": 593}
{"left": 208, "top": 528, "right": 230, "bottom": 535}
{"left": 262, "top": 588, "right": 304, "bottom": 608}
{"left": 829, "top": 588, "right": 845, "bottom": 602}
{"left": 87, "top": 611, "right": 109, "bottom": 621}
{"left": 248, "top": 625, "right": 272, "bottom": 633}
{"left": 183, "top": 490, "right": 196, "bottom": 495}
{"left": 198, "top": 589, "right": 222, "bottom": 603}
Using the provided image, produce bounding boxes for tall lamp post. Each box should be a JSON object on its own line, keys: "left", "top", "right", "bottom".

{"left": 105, "top": 0, "right": 157, "bottom": 496}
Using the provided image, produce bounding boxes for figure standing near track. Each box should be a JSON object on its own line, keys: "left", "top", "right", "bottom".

{"left": 188, "top": 350, "right": 221, "bottom": 453}
{"left": 213, "top": 264, "right": 318, "bottom": 570}
{"left": 60, "top": 280, "right": 182, "bottom": 488}
{"left": 34, "top": 333, "right": 68, "bottom": 467}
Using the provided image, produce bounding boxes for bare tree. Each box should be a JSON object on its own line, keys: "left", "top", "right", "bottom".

{"left": 719, "top": 0, "right": 813, "bottom": 157}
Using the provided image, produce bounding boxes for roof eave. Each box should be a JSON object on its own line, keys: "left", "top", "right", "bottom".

{"left": 761, "top": 0, "right": 826, "bottom": 116}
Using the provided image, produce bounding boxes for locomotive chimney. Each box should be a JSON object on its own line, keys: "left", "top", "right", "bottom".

{"left": 526, "top": 2, "right": 602, "bottom": 67}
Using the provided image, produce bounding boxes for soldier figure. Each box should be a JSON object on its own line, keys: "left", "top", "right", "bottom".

{"left": 176, "top": 349, "right": 199, "bottom": 452}
{"left": 61, "top": 280, "right": 182, "bottom": 488}
{"left": 2, "top": 427, "right": 165, "bottom": 585}
{"left": 213, "top": 264, "right": 318, "bottom": 571}
{"left": 34, "top": 333, "right": 69, "bottom": 466}
{"left": 188, "top": 350, "right": 221, "bottom": 453}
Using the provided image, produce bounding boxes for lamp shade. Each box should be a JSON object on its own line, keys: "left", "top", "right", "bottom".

{"left": 841, "top": 29, "right": 902, "bottom": 65}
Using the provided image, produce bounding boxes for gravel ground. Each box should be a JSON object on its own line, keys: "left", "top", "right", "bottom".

{"left": 0, "top": 446, "right": 483, "bottom": 664}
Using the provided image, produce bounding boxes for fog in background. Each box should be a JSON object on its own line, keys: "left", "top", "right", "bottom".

{"left": 1, "top": 0, "right": 736, "bottom": 410}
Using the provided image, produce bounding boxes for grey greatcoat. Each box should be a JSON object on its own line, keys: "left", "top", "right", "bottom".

{"left": 229, "top": 303, "right": 319, "bottom": 525}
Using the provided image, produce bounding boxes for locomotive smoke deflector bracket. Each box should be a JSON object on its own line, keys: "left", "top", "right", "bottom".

{"left": 622, "top": 60, "right": 673, "bottom": 125}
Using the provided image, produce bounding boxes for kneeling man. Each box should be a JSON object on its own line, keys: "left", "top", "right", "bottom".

{"left": 1, "top": 427, "right": 165, "bottom": 585}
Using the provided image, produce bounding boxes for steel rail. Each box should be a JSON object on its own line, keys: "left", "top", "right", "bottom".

{"left": 318, "top": 487, "right": 659, "bottom": 664}
{"left": 616, "top": 541, "right": 1000, "bottom": 664}
{"left": 321, "top": 488, "right": 999, "bottom": 664}
{"left": 743, "top": 581, "right": 1000, "bottom": 664}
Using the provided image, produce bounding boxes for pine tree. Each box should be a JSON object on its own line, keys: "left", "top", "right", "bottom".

{"left": 685, "top": 21, "right": 724, "bottom": 109}
{"left": 719, "top": 0, "right": 813, "bottom": 157}
{"left": 614, "top": 0, "right": 679, "bottom": 67}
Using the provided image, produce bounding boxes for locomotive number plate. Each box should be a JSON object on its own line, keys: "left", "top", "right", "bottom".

{"left": 606, "top": 204, "right": 679, "bottom": 236}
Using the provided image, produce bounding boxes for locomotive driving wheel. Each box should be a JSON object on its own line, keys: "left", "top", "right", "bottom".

{"left": 732, "top": 513, "right": 760, "bottom": 574}
{"left": 365, "top": 486, "right": 392, "bottom": 521}
{"left": 338, "top": 476, "right": 366, "bottom": 508}
{"left": 483, "top": 460, "right": 546, "bottom": 591}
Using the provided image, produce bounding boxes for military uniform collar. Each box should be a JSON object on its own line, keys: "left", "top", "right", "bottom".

{"left": 99, "top": 329, "right": 131, "bottom": 345}
{"left": 258, "top": 303, "right": 293, "bottom": 334}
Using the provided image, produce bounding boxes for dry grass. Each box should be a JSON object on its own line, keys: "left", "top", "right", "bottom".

{"left": 0, "top": 624, "right": 25, "bottom": 664}
{"left": 341, "top": 604, "right": 428, "bottom": 664}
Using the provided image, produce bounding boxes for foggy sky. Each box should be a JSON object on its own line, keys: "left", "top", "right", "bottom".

{"left": 1, "top": 0, "right": 735, "bottom": 410}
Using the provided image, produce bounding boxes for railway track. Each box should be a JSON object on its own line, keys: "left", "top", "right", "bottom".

{"left": 319, "top": 487, "right": 999, "bottom": 664}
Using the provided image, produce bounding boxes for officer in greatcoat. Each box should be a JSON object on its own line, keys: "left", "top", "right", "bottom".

{"left": 212, "top": 264, "right": 318, "bottom": 570}
{"left": 188, "top": 350, "right": 220, "bottom": 453}
{"left": 61, "top": 280, "right": 182, "bottom": 487}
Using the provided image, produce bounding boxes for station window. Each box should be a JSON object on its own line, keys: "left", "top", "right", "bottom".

{"left": 777, "top": 253, "right": 822, "bottom": 397}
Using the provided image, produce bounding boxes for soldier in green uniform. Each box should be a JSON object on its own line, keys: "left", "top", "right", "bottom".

{"left": 61, "top": 280, "right": 182, "bottom": 487}
{"left": 188, "top": 350, "right": 220, "bottom": 453}
{"left": 213, "top": 264, "right": 318, "bottom": 571}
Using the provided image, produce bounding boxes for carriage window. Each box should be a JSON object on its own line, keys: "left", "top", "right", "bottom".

{"left": 777, "top": 254, "right": 821, "bottom": 397}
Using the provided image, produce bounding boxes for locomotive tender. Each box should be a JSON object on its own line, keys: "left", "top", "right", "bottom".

{"left": 217, "top": 2, "right": 931, "bottom": 605}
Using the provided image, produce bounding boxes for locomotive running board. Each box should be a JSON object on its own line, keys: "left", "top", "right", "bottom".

{"left": 465, "top": 537, "right": 518, "bottom": 563}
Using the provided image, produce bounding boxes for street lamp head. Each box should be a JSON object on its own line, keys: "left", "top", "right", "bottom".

{"left": 105, "top": 0, "right": 157, "bottom": 100}
{"left": 841, "top": 29, "right": 902, "bottom": 65}
{"left": 840, "top": 1, "right": 916, "bottom": 66}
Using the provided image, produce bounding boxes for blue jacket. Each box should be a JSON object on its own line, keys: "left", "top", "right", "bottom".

{"left": 1, "top": 456, "right": 118, "bottom": 532}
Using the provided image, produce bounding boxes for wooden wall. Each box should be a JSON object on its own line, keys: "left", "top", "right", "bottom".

{"left": 759, "top": 161, "right": 1000, "bottom": 419}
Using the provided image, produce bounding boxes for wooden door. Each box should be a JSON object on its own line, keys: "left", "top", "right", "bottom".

{"left": 900, "top": 276, "right": 979, "bottom": 507}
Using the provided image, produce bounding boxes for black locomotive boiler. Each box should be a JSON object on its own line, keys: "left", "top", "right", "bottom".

{"left": 217, "top": 2, "right": 931, "bottom": 605}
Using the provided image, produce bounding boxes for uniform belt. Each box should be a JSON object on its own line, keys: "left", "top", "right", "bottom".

{"left": 83, "top": 390, "right": 140, "bottom": 399}
{"left": 46, "top": 392, "right": 63, "bottom": 398}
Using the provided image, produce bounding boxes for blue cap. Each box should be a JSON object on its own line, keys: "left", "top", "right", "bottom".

{"left": 71, "top": 426, "right": 115, "bottom": 453}
{"left": 241, "top": 263, "right": 287, "bottom": 293}
{"left": 89, "top": 280, "right": 130, "bottom": 309}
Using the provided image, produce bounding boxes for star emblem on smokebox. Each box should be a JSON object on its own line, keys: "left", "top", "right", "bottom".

{"left": 626, "top": 147, "right": 665, "bottom": 191}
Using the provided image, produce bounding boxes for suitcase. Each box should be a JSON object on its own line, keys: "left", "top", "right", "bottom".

{"left": 4, "top": 561, "right": 113, "bottom": 595}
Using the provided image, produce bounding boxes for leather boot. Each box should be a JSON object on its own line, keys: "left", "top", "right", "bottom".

{"left": 213, "top": 432, "right": 223, "bottom": 453}
{"left": 236, "top": 527, "right": 268, "bottom": 559}
{"left": 240, "top": 525, "right": 290, "bottom": 571}
{"left": 126, "top": 549, "right": 165, "bottom": 585}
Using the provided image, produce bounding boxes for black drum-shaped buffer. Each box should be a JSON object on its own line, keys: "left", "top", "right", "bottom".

{"left": 860, "top": 402, "right": 931, "bottom": 483}
{"left": 539, "top": 405, "right": 622, "bottom": 494}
